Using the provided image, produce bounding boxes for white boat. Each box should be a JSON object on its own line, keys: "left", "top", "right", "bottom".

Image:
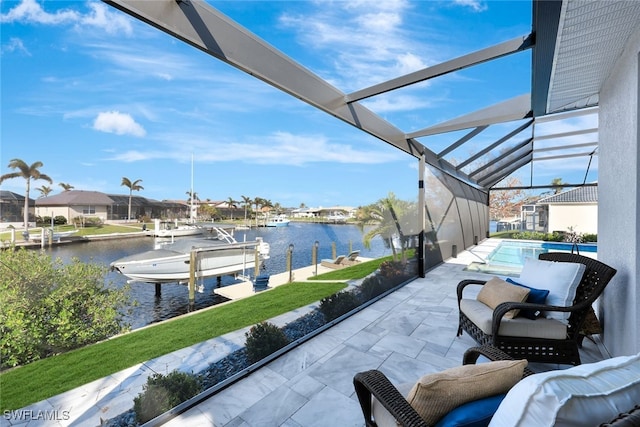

{"left": 147, "top": 218, "right": 204, "bottom": 237}
{"left": 326, "top": 212, "right": 347, "bottom": 223}
{"left": 111, "top": 226, "right": 270, "bottom": 284}
{"left": 265, "top": 214, "right": 290, "bottom": 227}
{"left": 30, "top": 229, "right": 79, "bottom": 242}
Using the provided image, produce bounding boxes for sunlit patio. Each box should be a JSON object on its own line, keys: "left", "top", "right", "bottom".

{"left": 161, "top": 240, "right": 607, "bottom": 427}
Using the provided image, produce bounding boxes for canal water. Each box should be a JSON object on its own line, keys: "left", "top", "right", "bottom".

{"left": 45, "top": 222, "right": 393, "bottom": 329}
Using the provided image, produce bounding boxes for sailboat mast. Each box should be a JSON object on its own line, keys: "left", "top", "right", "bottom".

{"left": 190, "top": 154, "right": 195, "bottom": 223}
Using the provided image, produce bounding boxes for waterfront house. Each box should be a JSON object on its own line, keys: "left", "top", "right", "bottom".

{"left": 0, "top": 190, "right": 34, "bottom": 227}
{"left": 34, "top": 190, "right": 188, "bottom": 224}
{"left": 522, "top": 186, "right": 598, "bottom": 235}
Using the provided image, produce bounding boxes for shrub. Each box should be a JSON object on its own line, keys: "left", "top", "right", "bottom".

{"left": 358, "top": 274, "right": 390, "bottom": 301}
{"left": 133, "top": 370, "right": 202, "bottom": 424}
{"left": 378, "top": 260, "right": 404, "bottom": 278}
{"left": 582, "top": 233, "right": 597, "bottom": 243}
{"left": 319, "top": 290, "right": 360, "bottom": 322}
{"left": 0, "top": 248, "right": 130, "bottom": 368}
{"left": 244, "top": 322, "right": 289, "bottom": 364}
{"left": 36, "top": 216, "right": 66, "bottom": 226}
{"left": 511, "top": 231, "right": 564, "bottom": 242}
{"left": 73, "top": 216, "right": 103, "bottom": 227}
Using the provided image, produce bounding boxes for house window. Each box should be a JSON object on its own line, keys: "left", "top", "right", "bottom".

{"left": 82, "top": 206, "right": 96, "bottom": 215}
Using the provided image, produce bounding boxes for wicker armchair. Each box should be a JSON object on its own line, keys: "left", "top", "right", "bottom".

{"left": 601, "top": 405, "right": 640, "bottom": 427}
{"left": 457, "top": 253, "right": 617, "bottom": 365}
{"left": 353, "top": 346, "right": 534, "bottom": 427}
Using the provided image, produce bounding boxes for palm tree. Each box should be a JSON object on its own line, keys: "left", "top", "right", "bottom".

{"left": 253, "top": 197, "right": 265, "bottom": 227}
{"left": 551, "top": 177, "right": 565, "bottom": 194}
{"left": 226, "top": 197, "right": 237, "bottom": 220}
{"left": 185, "top": 190, "right": 199, "bottom": 203}
{"left": 37, "top": 185, "right": 53, "bottom": 198}
{"left": 121, "top": 177, "right": 144, "bottom": 221}
{"left": 59, "top": 182, "right": 74, "bottom": 191}
{"left": 241, "top": 195, "right": 252, "bottom": 225}
{"left": 0, "top": 158, "right": 53, "bottom": 230}
{"left": 357, "top": 192, "right": 410, "bottom": 261}
{"left": 185, "top": 190, "right": 199, "bottom": 221}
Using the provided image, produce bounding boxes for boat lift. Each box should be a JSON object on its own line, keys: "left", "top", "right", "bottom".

{"left": 184, "top": 237, "right": 269, "bottom": 308}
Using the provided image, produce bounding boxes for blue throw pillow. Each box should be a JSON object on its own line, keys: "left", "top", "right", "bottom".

{"left": 434, "top": 394, "right": 506, "bottom": 427}
{"left": 506, "top": 278, "right": 549, "bottom": 319}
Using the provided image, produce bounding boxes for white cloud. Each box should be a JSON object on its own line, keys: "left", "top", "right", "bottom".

{"left": 278, "top": 1, "right": 430, "bottom": 91}
{"left": 0, "top": 0, "right": 132, "bottom": 34}
{"left": 93, "top": 111, "right": 146, "bottom": 137}
{"left": 80, "top": 2, "right": 133, "bottom": 36}
{"left": 1, "top": 37, "right": 30, "bottom": 55}
{"left": 452, "top": 0, "right": 488, "bottom": 12}
{"left": 106, "top": 131, "right": 403, "bottom": 166}
{"left": 106, "top": 150, "right": 151, "bottom": 162}
{"left": 0, "top": 0, "right": 79, "bottom": 24}
{"left": 362, "top": 93, "right": 432, "bottom": 114}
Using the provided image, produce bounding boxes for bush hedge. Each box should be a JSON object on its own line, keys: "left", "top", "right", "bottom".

{"left": 244, "top": 322, "right": 290, "bottom": 364}
{"left": 133, "top": 371, "right": 201, "bottom": 424}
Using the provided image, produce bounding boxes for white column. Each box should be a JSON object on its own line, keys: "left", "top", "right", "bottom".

{"left": 598, "top": 27, "right": 640, "bottom": 356}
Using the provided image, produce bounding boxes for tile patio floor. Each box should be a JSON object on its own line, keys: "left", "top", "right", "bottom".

{"left": 163, "top": 240, "right": 608, "bottom": 427}
{"left": 3, "top": 239, "right": 608, "bottom": 426}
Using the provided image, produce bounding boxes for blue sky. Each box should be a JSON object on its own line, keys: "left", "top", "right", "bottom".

{"left": 1, "top": 0, "right": 597, "bottom": 208}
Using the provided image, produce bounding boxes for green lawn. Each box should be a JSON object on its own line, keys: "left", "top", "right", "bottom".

{"left": 310, "top": 250, "right": 416, "bottom": 281}
{"left": 0, "top": 281, "right": 346, "bottom": 411}
{"left": 310, "top": 256, "right": 394, "bottom": 280}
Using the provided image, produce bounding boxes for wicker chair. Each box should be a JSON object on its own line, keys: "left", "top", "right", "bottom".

{"left": 353, "top": 346, "right": 534, "bottom": 427}
{"left": 457, "top": 252, "right": 617, "bottom": 365}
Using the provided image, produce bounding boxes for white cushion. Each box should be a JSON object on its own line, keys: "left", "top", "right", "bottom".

{"left": 518, "top": 258, "right": 586, "bottom": 322}
{"left": 489, "top": 352, "right": 640, "bottom": 427}
{"left": 460, "top": 299, "right": 567, "bottom": 339}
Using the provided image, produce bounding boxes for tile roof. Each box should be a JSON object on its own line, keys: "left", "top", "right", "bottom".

{"left": 0, "top": 191, "right": 31, "bottom": 202}
{"left": 35, "top": 190, "right": 115, "bottom": 206}
{"left": 538, "top": 186, "right": 597, "bottom": 204}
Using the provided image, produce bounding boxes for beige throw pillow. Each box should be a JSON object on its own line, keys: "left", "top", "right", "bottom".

{"left": 406, "top": 360, "right": 527, "bottom": 425}
{"left": 477, "top": 276, "right": 530, "bottom": 319}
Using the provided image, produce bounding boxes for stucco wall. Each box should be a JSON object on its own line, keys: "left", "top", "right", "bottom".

{"left": 599, "top": 26, "right": 640, "bottom": 356}
{"left": 547, "top": 204, "right": 598, "bottom": 235}
{"left": 35, "top": 206, "right": 109, "bottom": 223}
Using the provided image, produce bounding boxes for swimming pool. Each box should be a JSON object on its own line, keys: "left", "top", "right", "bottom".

{"left": 486, "top": 240, "right": 597, "bottom": 268}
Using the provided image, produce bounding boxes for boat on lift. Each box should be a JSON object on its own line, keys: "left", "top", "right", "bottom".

{"left": 265, "top": 214, "right": 290, "bottom": 227}
{"left": 326, "top": 212, "right": 347, "bottom": 223}
{"left": 111, "top": 226, "right": 270, "bottom": 284}
{"left": 146, "top": 218, "right": 205, "bottom": 237}
{"left": 30, "top": 228, "right": 79, "bottom": 242}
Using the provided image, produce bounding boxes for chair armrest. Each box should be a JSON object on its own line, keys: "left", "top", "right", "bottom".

{"left": 457, "top": 279, "right": 488, "bottom": 336}
{"left": 601, "top": 405, "right": 640, "bottom": 427}
{"left": 491, "top": 300, "right": 584, "bottom": 336}
{"left": 353, "top": 370, "right": 429, "bottom": 427}
{"left": 463, "top": 346, "right": 536, "bottom": 377}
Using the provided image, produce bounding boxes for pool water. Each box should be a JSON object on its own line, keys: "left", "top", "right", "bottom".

{"left": 486, "top": 240, "right": 597, "bottom": 268}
